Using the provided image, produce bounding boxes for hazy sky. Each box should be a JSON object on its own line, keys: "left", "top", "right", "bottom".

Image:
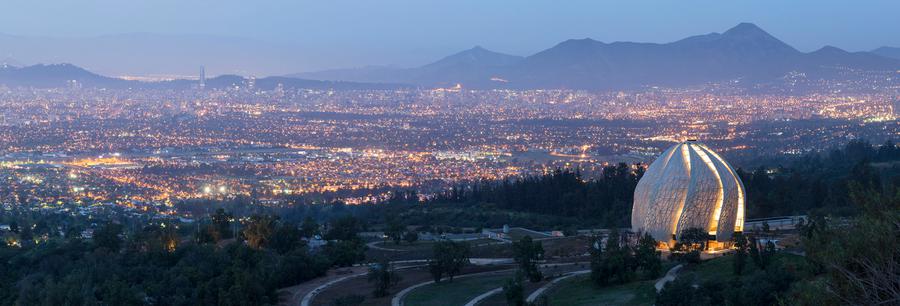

{"left": 2, "top": 0, "right": 899, "bottom": 70}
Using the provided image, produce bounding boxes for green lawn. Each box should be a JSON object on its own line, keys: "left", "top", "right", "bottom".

{"left": 403, "top": 273, "right": 511, "bottom": 306}
{"left": 546, "top": 276, "right": 657, "bottom": 306}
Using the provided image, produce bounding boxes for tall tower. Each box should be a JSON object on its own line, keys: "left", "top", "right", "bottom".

{"left": 199, "top": 66, "right": 206, "bottom": 90}
{"left": 247, "top": 75, "right": 256, "bottom": 91}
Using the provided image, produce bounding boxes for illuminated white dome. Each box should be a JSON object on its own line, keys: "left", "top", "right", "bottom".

{"left": 631, "top": 141, "right": 745, "bottom": 244}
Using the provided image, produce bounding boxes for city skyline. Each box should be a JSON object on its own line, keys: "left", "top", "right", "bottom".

{"left": 1, "top": 3, "right": 898, "bottom": 305}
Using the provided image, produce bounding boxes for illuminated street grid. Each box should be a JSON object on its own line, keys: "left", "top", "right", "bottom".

{"left": 1, "top": 75, "right": 898, "bottom": 211}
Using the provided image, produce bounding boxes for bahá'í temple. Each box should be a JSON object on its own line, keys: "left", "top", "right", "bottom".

{"left": 631, "top": 140, "right": 745, "bottom": 251}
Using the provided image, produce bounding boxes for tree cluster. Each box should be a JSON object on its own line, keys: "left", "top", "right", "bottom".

{"left": 741, "top": 139, "right": 900, "bottom": 218}
{"left": 512, "top": 236, "right": 545, "bottom": 282}
{"left": 428, "top": 240, "right": 470, "bottom": 283}
{"left": 432, "top": 165, "right": 641, "bottom": 227}
{"left": 591, "top": 230, "right": 662, "bottom": 287}
{"left": 0, "top": 209, "right": 351, "bottom": 305}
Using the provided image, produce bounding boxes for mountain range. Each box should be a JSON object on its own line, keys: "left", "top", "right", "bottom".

{"left": 0, "top": 63, "right": 408, "bottom": 90}
{"left": 2, "top": 23, "right": 899, "bottom": 90}
{"left": 872, "top": 46, "right": 900, "bottom": 60}
{"left": 292, "top": 23, "right": 900, "bottom": 90}
{"left": 0, "top": 32, "right": 359, "bottom": 77}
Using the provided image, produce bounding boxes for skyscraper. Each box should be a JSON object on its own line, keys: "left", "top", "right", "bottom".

{"left": 199, "top": 66, "right": 206, "bottom": 89}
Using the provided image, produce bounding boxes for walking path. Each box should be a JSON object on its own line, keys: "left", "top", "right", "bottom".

{"left": 462, "top": 287, "right": 504, "bottom": 306}
{"left": 399, "top": 262, "right": 588, "bottom": 306}
{"left": 295, "top": 262, "right": 431, "bottom": 306}
{"left": 279, "top": 266, "right": 368, "bottom": 306}
{"left": 300, "top": 271, "right": 367, "bottom": 306}
{"left": 654, "top": 264, "right": 684, "bottom": 292}
{"left": 525, "top": 269, "right": 590, "bottom": 303}
{"left": 296, "top": 258, "right": 515, "bottom": 306}
{"left": 391, "top": 269, "right": 516, "bottom": 306}
{"left": 509, "top": 263, "right": 684, "bottom": 304}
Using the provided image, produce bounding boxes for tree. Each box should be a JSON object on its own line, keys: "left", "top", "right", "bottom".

{"left": 635, "top": 232, "right": 662, "bottom": 279}
{"left": 425, "top": 168, "right": 641, "bottom": 227}
{"left": 428, "top": 240, "right": 470, "bottom": 282}
{"left": 385, "top": 215, "right": 404, "bottom": 245}
{"left": 590, "top": 235, "right": 607, "bottom": 285}
{"left": 197, "top": 224, "right": 221, "bottom": 244}
{"left": 747, "top": 234, "right": 774, "bottom": 271}
{"left": 94, "top": 222, "right": 123, "bottom": 252}
{"left": 732, "top": 232, "right": 748, "bottom": 275}
{"left": 367, "top": 260, "right": 401, "bottom": 297}
{"left": 270, "top": 222, "right": 303, "bottom": 254}
{"left": 591, "top": 229, "right": 634, "bottom": 285}
{"left": 403, "top": 228, "right": 419, "bottom": 244}
{"left": 799, "top": 184, "right": 900, "bottom": 305}
{"left": 671, "top": 227, "right": 706, "bottom": 264}
{"left": 512, "top": 236, "right": 544, "bottom": 282}
{"left": 17, "top": 222, "right": 33, "bottom": 246}
{"left": 160, "top": 225, "right": 179, "bottom": 252}
{"left": 134, "top": 223, "right": 178, "bottom": 252}
{"left": 242, "top": 214, "right": 277, "bottom": 249}
{"left": 324, "top": 240, "right": 367, "bottom": 267}
{"left": 325, "top": 216, "right": 362, "bottom": 241}
{"left": 503, "top": 271, "right": 525, "bottom": 306}
{"left": 211, "top": 208, "right": 233, "bottom": 239}
{"left": 300, "top": 216, "right": 319, "bottom": 238}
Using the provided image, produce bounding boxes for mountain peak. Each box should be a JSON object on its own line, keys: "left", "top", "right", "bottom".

{"left": 724, "top": 22, "right": 766, "bottom": 35}
{"left": 815, "top": 45, "right": 846, "bottom": 53}
{"left": 811, "top": 45, "right": 849, "bottom": 56}
{"left": 871, "top": 46, "right": 900, "bottom": 60}
{"left": 457, "top": 45, "right": 509, "bottom": 56}
{"left": 422, "top": 46, "right": 523, "bottom": 69}
{"left": 713, "top": 22, "right": 799, "bottom": 55}
{"left": 559, "top": 38, "right": 602, "bottom": 45}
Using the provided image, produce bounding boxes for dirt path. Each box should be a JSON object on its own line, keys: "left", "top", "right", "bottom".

{"left": 471, "top": 263, "right": 589, "bottom": 305}
{"left": 525, "top": 269, "right": 590, "bottom": 303}
{"left": 392, "top": 268, "right": 516, "bottom": 306}
{"left": 654, "top": 264, "right": 684, "bottom": 292}
{"left": 463, "top": 287, "right": 504, "bottom": 306}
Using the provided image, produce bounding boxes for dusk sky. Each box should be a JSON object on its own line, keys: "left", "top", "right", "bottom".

{"left": 2, "top": 0, "right": 899, "bottom": 71}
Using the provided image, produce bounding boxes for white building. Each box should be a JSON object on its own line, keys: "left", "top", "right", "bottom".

{"left": 631, "top": 140, "right": 745, "bottom": 250}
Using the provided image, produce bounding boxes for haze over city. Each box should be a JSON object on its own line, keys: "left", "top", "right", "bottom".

{"left": 0, "top": 1, "right": 898, "bottom": 306}
{"left": 3, "top": 0, "right": 900, "bottom": 76}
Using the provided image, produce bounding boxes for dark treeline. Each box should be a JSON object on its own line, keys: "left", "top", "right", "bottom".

{"left": 430, "top": 164, "right": 642, "bottom": 228}
{"left": 740, "top": 139, "right": 900, "bottom": 218}
{"left": 425, "top": 139, "right": 900, "bottom": 228}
